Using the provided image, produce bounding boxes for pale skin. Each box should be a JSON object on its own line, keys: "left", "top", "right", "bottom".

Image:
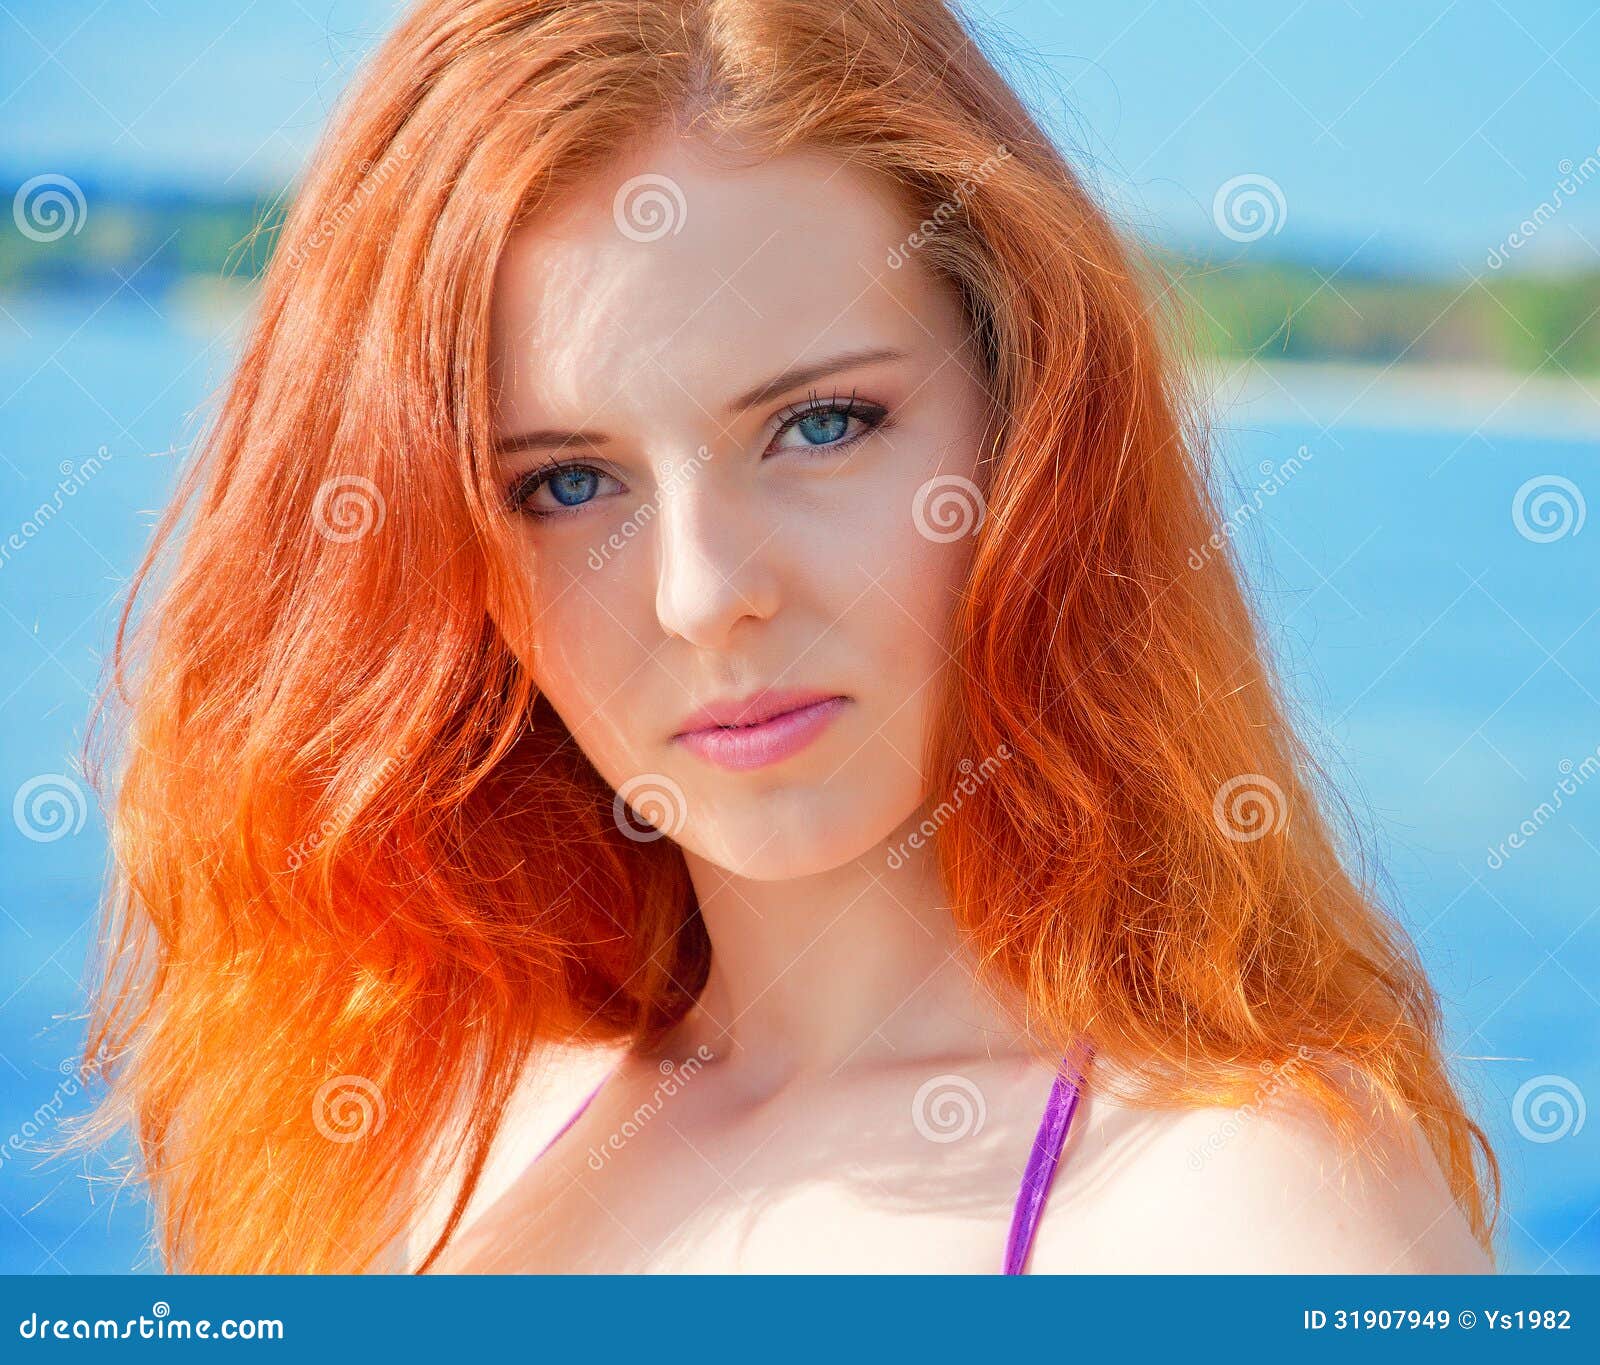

{"left": 411, "top": 132, "right": 1493, "bottom": 1274}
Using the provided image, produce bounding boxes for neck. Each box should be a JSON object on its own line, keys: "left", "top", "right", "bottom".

{"left": 653, "top": 810, "right": 1029, "bottom": 1087}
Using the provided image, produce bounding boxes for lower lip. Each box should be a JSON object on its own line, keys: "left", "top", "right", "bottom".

{"left": 675, "top": 697, "right": 850, "bottom": 772}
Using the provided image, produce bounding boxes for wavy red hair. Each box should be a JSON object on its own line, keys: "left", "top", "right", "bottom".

{"left": 61, "top": 0, "right": 1500, "bottom": 1271}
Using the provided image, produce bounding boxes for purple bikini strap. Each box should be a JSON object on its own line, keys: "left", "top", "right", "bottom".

{"left": 536, "top": 1048, "right": 1091, "bottom": 1275}
{"left": 532, "top": 1073, "right": 610, "bottom": 1162}
{"left": 1003, "top": 1045, "right": 1092, "bottom": 1275}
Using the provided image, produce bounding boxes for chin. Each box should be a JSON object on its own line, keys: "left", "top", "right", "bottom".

{"left": 679, "top": 796, "right": 913, "bottom": 881}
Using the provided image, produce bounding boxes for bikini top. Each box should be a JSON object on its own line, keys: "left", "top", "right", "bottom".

{"left": 530, "top": 1041, "right": 1092, "bottom": 1274}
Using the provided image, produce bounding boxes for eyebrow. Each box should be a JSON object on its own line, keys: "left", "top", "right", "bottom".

{"left": 491, "top": 344, "right": 909, "bottom": 457}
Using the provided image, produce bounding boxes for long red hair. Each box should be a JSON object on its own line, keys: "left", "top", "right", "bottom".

{"left": 63, "top": 0, "right": 1500, "bottom": 1271}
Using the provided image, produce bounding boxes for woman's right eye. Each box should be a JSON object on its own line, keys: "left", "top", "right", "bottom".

{"left": 505, "top": 463, "right": 621, "bottom": 518}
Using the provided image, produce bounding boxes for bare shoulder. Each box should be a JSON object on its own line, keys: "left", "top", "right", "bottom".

{"left": 1028, "top": 1061, "right": 1495, "bottom": 1274}
{"left": 404, "top": 1039, "right": 628, "bottom": 1272}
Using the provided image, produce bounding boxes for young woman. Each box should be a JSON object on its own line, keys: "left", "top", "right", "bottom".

{"left": 69, "top": 0, "right": 1500, "bottom": 1274}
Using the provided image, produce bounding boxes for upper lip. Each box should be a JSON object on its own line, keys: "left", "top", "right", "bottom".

{"left": 674, "top": 687, "right": 844, "bottom": 736}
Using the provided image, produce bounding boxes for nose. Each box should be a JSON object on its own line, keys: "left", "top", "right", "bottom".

{"left": 652, "top": 454, "right": 781, "bottom": 648}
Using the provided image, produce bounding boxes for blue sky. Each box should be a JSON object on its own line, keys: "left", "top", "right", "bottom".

{"left": 2, "top": 0, "right": 1597, "bottom": 273}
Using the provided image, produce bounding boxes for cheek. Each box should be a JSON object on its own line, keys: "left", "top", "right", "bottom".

{"left": 851, "top": 432, "right": 983, "bottom": 649}
{"left": 810, "top": 469, "right": 975, "bottom": 738}
{"left": 786, "top": 411, "right": 984, "bottom": 715}
{"left": 521, "top": 570, "right": 647, "bottom": 759}
{"left": 879, "top": 522, "right": 975, "bottom": 677}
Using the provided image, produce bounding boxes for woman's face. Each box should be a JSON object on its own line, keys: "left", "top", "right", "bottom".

{"left": 488, "top": 135, "right": 994, "bottom": 880}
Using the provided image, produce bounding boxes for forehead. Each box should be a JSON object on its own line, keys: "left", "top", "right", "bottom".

{"left": 488, "top": 139, "right": 956, "bottom": 416}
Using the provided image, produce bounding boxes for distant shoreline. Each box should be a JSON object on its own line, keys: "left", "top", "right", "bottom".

{"left": 3, "top": 283, "right": 1596, "bottom": 441}
{"left": 1203, "top": 358, "right": 1600, "bottom": 440}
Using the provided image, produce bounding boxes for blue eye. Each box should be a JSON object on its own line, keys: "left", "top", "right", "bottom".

{"left": 770, "top": 393, "right": 888, "bottom": 455}
{"left": 794, "top": 409, "right": 849, "bottom": 444}
{"left": 546, "top": 467, "right": 599, "bottom": 506}
{"left": 504, "top": 392, "right": 889, "bottom": 519}
{"left": 505, "top": 462, "right": 617, "bottom": 518}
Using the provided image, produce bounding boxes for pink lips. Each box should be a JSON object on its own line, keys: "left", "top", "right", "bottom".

{"left": 674, "top": 694, "right": 850, "bottom": 772}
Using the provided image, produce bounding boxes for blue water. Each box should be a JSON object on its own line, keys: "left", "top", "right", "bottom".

{"left": 1, "top": 295, "right": 1595, "bottom": 1273}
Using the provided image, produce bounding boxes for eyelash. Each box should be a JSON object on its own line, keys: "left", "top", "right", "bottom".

{"left": 503, "top": 388, "right": 891, "bottom": 520}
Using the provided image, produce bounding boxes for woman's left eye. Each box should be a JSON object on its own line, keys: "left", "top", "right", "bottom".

{"left": 769, "top": 397, "right": 888, "bottom": 455}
